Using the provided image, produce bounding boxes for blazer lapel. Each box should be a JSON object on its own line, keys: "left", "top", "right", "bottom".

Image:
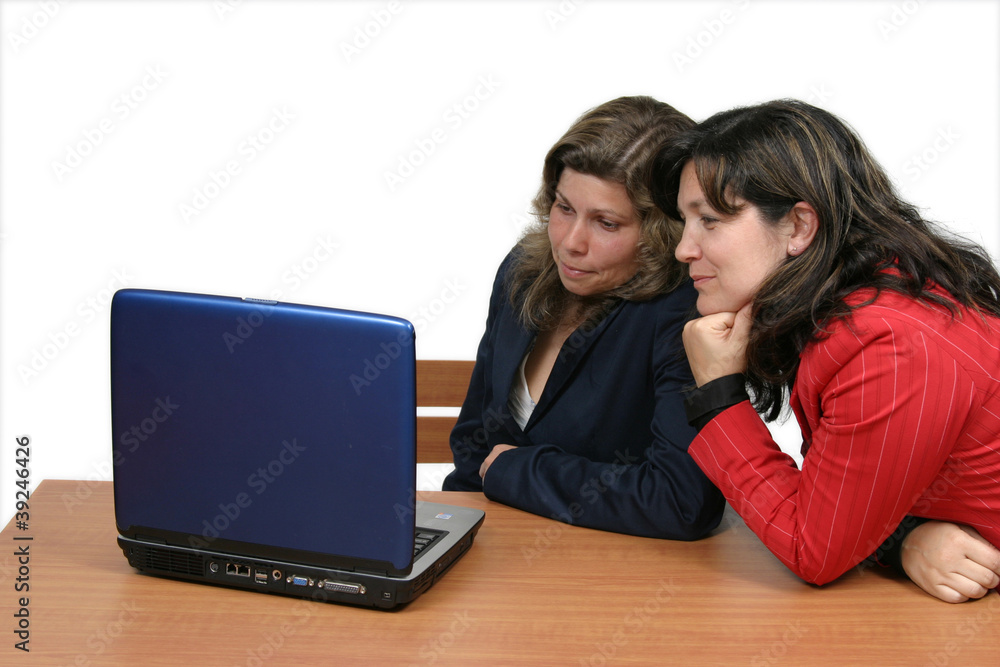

{"left": 525, "top": 301, "right": 625, "bottom": 429}
{"left": 491, "top": 311, "right": 535, "bottom": 429}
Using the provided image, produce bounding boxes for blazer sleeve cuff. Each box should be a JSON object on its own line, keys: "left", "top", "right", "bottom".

{"left": 684, "top": 374, "right": 750, "bottom": 431}
{"left": 867, "top": 516, "right": 931, "bottom": 575}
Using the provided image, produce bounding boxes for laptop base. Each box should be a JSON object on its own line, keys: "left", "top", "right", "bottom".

{"left": 118, "top": 501, "right": 483, "bottom": 609}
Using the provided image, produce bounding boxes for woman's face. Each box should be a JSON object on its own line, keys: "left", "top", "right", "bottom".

{"left": 674, "top": 161, "right": 793, "bottom": 315}
{"left": 548, "top": 168, "right": 641, "bottom": 297}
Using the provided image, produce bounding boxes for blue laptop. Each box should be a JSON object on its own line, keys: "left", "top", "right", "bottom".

{"left": 110, "top": 289, "right": 484, "bottom": 609}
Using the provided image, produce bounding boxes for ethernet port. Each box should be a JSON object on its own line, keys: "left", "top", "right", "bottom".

{"left": 226, "top": 563, "right": 251, "bottom": 577}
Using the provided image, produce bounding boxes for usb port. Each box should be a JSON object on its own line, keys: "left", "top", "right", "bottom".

{"left": 254, "top": 569, "right": 268, "bottom": 585}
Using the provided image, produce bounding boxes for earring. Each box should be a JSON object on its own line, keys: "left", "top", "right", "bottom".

{"left": 791, "top": 246, "right": 799, "bottom": 254}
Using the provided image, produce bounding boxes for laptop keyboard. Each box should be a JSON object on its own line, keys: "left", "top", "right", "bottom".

{"left": 414, "top": 531, "right": 439, "bottom": 559}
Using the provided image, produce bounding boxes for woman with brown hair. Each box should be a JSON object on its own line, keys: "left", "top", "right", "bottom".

{"left": 651, "top": 99, "right": 1000, "bottom": 599}
{"left": 442, "top": 96, "right": 724, "bottom": 540}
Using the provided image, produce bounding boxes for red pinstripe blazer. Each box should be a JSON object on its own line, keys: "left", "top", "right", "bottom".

{"left": 689, "top": 287, "right": 1000, "bottom": 585}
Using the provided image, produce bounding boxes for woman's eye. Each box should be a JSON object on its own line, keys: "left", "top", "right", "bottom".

{"left": 600, "top": 219, "right": 620, "bottom": 231}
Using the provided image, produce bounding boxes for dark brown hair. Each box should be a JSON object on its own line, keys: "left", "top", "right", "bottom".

{"left": 651, "top": 99, "right": 1000, "bottom": 419}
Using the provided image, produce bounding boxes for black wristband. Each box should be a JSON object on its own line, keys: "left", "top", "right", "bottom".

{"left": 683, "top": 374, "right": 750, "bottom": 431}
{"left": 869, "top": 516, "right": 932, "bottom": 575}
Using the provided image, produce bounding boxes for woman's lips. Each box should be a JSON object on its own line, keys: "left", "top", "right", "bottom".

{"left": 560, "top": 262, "right": 591, "bottom": 278}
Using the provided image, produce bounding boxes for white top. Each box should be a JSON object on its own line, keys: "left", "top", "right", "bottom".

{"left": 508, "top": 351, "right": 536, "bottom": 431}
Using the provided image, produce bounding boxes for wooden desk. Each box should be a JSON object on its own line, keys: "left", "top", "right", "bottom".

{"left": 3, "top": 480, "right": 997, "bottom": 665}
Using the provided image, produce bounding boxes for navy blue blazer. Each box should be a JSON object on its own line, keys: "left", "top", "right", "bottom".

{"left": 442, "top": 254, "right": 724, "bottom": 540}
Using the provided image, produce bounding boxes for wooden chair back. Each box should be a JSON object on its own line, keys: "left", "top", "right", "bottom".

{"left": 416, "top": 360, "right": 475, "bottom": 463}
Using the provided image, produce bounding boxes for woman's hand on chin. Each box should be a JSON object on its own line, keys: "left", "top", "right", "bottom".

{"left": 682, "top": 303, "right": 752, "bottom": 387}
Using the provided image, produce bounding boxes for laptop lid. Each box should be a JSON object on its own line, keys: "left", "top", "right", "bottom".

{"left": 111, "top": 289, "right": 418, "bottom": 577}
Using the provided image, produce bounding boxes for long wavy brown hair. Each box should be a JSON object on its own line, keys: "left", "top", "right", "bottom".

{"left": 508, "top": 96, "right": 695, "bottom": 330}
{"left": 651, "top": 99, "right": 1000, "bottom": 420}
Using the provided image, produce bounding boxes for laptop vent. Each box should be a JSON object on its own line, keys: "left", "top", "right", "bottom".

{"left": 138, "top": 546, "right": 204, "bottom": 577}
{"left": 411, "top": 569, "right": 435, "bottom": 597}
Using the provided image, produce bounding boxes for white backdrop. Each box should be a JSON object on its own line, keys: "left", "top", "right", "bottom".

{"left": 2, "top": 0, "right": 997, "bottom": 523}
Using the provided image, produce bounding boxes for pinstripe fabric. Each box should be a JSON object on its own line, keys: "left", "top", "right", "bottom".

{"left": 689, "top": 288, "right": 1000, "bottom": 585}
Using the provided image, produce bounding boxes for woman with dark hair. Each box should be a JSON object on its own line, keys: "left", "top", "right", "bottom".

{"left": 442, "top": 96, "right": 724, "bottom": 540}
{"left": 651, "top": 99, "right": 1000, "bottom": 598}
